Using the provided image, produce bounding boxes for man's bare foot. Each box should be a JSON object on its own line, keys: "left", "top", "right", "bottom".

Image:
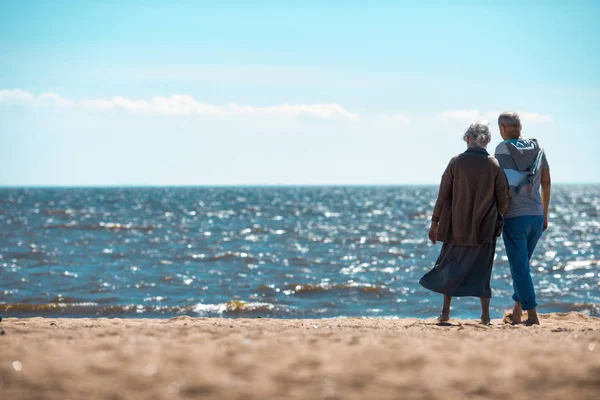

{"left": 480, "top": 314, "right": 491, "bottom": 325}
{"left": 524, "top": 308, "right": 540, "bottom": 326}
{"left": 511, "top": 302, "right": 523, "bottom": 324}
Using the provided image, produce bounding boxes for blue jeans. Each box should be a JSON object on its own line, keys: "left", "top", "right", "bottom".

{"left": 502, "top": 215, "right": 544, "bottom": 311}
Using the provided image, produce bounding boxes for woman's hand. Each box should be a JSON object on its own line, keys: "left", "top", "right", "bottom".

{"left": 428, "top": 222, "right": 439, "bottom": 244}
{"left": 543, "top": 214, "right": 549, "bottom": 231}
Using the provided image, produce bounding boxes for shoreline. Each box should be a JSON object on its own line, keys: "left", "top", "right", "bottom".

{"left": 1, "top": 312, "right": 600, "bottom": 399}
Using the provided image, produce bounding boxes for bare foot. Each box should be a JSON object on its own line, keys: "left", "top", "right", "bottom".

{"left": 511, "top": 302, "right": 523, "bottom": 324}
{"left": 437, "top": 310, "right": 450, "bottom": 323}
{"left": 479, "top": 298, "right": 491, "bottom": 325}
{"left": 502, "top": 311, "right": 526, "bottom": 325}
{"left": 524, "top": 308, "right": 540, "bottom": 326}
{"left": 438, "top": 296, "right": 452, "bottom": 323}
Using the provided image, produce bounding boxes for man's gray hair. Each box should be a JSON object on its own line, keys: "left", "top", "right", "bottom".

{"left": 498, "top": 112, "right": 521, "bottom": 128}
{"left": 463, "top": 121, "right": 491, "bottom": 148}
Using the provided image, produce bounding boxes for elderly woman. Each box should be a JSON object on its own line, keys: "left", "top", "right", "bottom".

{"left": 420, "top": 121, "right": 510, "bottom": 324}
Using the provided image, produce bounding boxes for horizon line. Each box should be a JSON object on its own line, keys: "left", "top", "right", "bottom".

{"left": 1, "top": 182, "right": 598, "bottom": 189}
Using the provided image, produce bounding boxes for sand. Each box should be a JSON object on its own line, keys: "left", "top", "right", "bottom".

{"left": 1, "top": 312, "right": 599, "bottom": 400}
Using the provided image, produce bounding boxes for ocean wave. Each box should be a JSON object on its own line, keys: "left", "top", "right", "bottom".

{"left": 539, "top": 301, "right": 600, "bottom": 317}
{"left": 42, "top": 208, "right": 76, "bottom": 216}
{"left": 42, "top": 221, "right": 154, "bottom": 232}
{"left": 256, "top": 282, "right": 391, "bottom": 296}
{"left": 0, "top": 302, "right": 101, "bottom": 312}
{"left": 564, "top": 302, "right": 600, "bottom": 317}
{"left": 0, "top": 302, "right": 178, "bottom": 317}
{"left": 192, "top": 300, "right": 279, "bottom": 315}
{"left": 1, "top": 251, "right": 44, "bottom": 261}
{"left": 190, "top": 251, "right": 259, "bottom": 263}
{"left": 0, "top": 300, "right": 289, "bottom": 318}
{"left": 562, "top": 260, "right": 599, "bottom": 272}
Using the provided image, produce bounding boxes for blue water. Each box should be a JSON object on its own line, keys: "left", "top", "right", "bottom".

{"left": 1, "top": 186, "right": 599, "bottom": 319}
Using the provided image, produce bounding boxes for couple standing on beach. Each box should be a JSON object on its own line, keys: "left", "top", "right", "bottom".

{"left": 420, "top": 112, "right": 551, "bottom": 325}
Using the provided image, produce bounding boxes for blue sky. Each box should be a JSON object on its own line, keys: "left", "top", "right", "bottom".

{"left": 1, "top": 0, "right": 599, "bottom": 185}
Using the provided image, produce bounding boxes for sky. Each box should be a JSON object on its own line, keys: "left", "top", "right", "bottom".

{"left": 1, "top": 0, "right": 599, "bottom": 186}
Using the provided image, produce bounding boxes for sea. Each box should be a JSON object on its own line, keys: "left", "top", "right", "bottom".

{"left": 1, "top": 186, "right": 598, "bottom": 319}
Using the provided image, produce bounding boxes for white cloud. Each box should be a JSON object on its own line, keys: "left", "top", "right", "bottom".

{"left": 0, "top": 88, "right": 34, "bottom": 103}
{"left": 437, "top": 109, "right": 552, "bottom": 124}
{"left": 89, "top": 95, "right": 223, "bottom": 116}
{"left": 0, "top": 89, "right": 74, "bottom": 107}
{"left": 35, "top": 92, "right": 75, "bottom": 107}
{"left": 0, "top": 89, "right": 552, "bottom": 125}
{"left": 0, "top": 89, "right": 358, "bottom": 120}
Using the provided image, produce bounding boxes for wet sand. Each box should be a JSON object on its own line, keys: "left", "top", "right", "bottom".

{"left": 1, "top": 312, "right": 599, "bottom": 400}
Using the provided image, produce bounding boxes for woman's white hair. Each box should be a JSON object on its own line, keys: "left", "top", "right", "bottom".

{"left": 463, "top": 121, "right": 491, "bottom": 148}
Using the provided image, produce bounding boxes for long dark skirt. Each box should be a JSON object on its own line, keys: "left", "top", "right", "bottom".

{"left": 419, "top": 241, "right": 496, "bottom": 298}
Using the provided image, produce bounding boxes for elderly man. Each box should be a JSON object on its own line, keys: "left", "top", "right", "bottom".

{"left": 495, "top": 112, "right": 552, "bottom": 325}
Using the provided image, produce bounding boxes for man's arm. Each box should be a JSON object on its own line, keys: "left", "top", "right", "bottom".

{"left": 541, "top": 167, "right": 551, "bottom": 231}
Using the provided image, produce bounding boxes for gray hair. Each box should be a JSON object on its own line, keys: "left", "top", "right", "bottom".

{"left": 498, "top": 112, "right": 521, "bottom": 128}
{"left": 463, "top": 121, "right": 491, "bottom": 148}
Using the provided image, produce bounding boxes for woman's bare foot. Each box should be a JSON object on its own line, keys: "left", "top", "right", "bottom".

{"left": 438, "top": 309, "right": 450, "bottom": 323}
{"left": 524, "top": 308, "right": 540, "bottom": 326}
{"left": 479, "top": 297, "right": 491, "bottom": 325}
{"left": 437, "top": 295, "right": 452, "bottom": 322}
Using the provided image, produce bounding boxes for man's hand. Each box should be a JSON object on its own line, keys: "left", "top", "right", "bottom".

{"left": 428, "top": 222, "right": 438, "bottom": 244}
{"left": 541, "top": 168, "right": 551, "bottom": 232}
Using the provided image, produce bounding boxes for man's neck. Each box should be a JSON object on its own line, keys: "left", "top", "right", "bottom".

{"left": 504, "top": 134, "right": 521, "bottom": 141}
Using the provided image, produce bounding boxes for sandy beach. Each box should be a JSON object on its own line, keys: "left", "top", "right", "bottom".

{"left": 1, "top": 312, "right": 599, "bottom": 400}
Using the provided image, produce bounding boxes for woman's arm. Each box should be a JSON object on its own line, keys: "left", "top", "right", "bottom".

{"left": 429, "top": 160, "right": 454, "bottom": 244}
{"left": 495, "top": 167, "right": 510, "bottom": 215}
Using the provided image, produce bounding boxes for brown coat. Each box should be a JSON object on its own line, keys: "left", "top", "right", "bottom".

{"left": 432, "top": 147, "right": 510, "bottom": 246}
